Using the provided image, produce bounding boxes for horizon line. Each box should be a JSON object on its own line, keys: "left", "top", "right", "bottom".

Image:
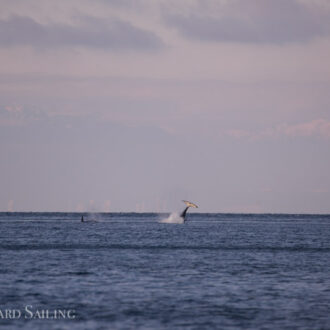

{"left": 1, "top": 211, "right": 329, "bottom": 216}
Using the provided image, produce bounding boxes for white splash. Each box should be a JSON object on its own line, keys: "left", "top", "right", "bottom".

{"left": 159, "top": 212, "right": 184, "bottom": 224}
{"left": 86, "top": 213, "right": 103, "bottom": 222}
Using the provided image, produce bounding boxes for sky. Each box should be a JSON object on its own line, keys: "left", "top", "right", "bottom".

{"left": 0, "top": 0, "right": 330, "bottom": 213}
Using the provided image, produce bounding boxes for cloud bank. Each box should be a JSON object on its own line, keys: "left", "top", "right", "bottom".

{"left": 165, "top": 0, "right": 330, "bottom": 44}
{"left": 0, "top": 15, "right": 163, "bottom": 50}
{"left": 226, "top": 119, "right": 330, "bottom": 140}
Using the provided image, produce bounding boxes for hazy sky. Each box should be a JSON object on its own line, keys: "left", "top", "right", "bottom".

{"left": 1, "top": 0, "right": 330, "bottom": 213}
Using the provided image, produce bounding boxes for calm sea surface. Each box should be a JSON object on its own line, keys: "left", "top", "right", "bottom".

{"left": 0, "top": 212, "right": 330, "bottom": 329}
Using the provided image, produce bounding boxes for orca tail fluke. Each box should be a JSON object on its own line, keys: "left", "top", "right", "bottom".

{"left": 180, "top": 200, "right": 198, "bottom": 222}
{"left": 182, "top": 200, "right": 198, "bottom": 208}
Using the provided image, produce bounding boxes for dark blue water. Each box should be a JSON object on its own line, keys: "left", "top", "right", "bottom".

{"left": 0, "top": 213, "right": 330, "bottom": 329}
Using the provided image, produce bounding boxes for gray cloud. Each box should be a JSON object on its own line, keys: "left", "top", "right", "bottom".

{"left": 0, "top": 15, "right": 163, "bottom": 50}
{"left": 164, "top": 0, "right": 330, "bottom": 44}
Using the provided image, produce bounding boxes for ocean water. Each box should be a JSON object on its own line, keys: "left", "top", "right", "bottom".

{"left": 0, "top": 212, "right": 330, "bottom": 330}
